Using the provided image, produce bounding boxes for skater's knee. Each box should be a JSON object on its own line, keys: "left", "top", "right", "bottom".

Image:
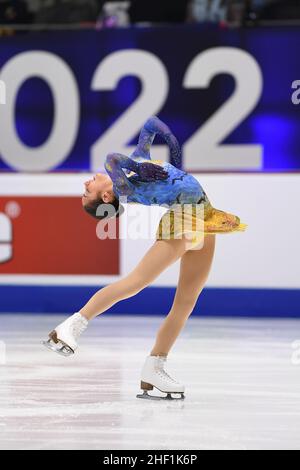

{"left": 129, "top": 278, "right": 148, "bottom": 295}
{"left": 126, "top": 284, "right": 144, "bottom": 297}
{"left": 172, "top": 297, "right": 197, "bottom": 318}
{"left": 132, "top": 276, "right": 158, "bottom": 294}
{"left": 117, "top": 275, "right": 147, "bottom": 299}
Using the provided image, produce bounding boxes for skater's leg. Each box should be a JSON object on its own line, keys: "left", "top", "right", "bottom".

{"left": 139, "top": 236, "right": 215, "bottom": 398}
{"left": 80, "top": 238, "right": 188, "bottom": 321}
{"left": 150, "top": 234, "right": 216, "bottom": 356}
{"left": 43, "top": 237, "right": 189, "bottom": 356}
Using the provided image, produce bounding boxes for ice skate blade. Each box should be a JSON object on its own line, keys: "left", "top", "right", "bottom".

{"left": 42, "top": 339, "right": 74, "bottom": 357}
{"left": 136, "top": 390, "right": 185, "bottom": 401}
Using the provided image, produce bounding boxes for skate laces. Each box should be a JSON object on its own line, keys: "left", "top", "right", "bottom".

{"left": 71, "top": 314, "right": 88, "bottom": 339}
{"left": 155, "top": 357, "right": 179, "bottom": 384}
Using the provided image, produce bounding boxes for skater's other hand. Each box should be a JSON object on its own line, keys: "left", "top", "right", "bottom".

{"left": 137, "top": 162, "right": 168, "bottom": 182}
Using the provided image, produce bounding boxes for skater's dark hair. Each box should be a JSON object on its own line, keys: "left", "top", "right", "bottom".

{"left": 84, "top": 195, "right": 125, "bottom": 221}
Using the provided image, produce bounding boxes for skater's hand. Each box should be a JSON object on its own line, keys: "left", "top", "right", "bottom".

{"left": 137, "top": 162, "right": 168, "bottom": 182}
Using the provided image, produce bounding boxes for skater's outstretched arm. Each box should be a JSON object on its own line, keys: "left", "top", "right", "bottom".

{"left": 130, "top": 116, "right": 182, "bottom": 168}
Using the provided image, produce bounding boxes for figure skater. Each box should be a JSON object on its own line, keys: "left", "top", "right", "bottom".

{"left": 43, "top": 116, "right": 246, "bottom": 400}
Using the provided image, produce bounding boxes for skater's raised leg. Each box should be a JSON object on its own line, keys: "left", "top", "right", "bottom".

{"left": 43, "top": 238, "right": 188, "bottom": 356}
{"left": 79, "top": 238, "right": 188, "bottom": 321}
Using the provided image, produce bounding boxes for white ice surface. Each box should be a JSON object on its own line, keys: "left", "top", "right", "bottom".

{"left": 0, "top": 314, "right": 299, "bottom": 450}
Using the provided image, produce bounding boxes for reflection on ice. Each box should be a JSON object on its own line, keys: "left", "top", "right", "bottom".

{"left": 0, "top": 314, "right": 299, "bottom": 450}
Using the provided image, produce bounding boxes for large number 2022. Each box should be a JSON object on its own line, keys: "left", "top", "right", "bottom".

{"left": 0, "top": 48, "right": 263, "bottom": 172}
{"left": 92, "top": 47, "right": 263, "bottom": 172}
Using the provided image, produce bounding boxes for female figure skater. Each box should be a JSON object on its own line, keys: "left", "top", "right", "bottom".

{"left": 43, "top": 116, "right": 246, "bottom": 400}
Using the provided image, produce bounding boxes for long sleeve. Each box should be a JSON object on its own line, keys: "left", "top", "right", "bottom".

{"left": 104, "top": 153, "right": 139, "bottom": 196}
{"left": 130, "top": 116, "right": 182, "bottom": 168}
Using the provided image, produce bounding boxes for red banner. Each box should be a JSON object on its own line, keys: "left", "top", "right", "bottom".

{"left": 0, "top": 197, "right": 120, "bottom": 275}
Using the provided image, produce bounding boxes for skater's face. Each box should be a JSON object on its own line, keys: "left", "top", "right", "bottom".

{"left": 81, "top": 172, "right": 114, "bottom": 208}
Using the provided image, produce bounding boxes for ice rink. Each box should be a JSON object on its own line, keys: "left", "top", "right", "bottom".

{"left": 0, "top": 314, "right": 299, "bottom": 450}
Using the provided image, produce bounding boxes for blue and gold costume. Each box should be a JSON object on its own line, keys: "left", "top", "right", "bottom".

{"left": 104, "top": 116, "right": 247, "bottom": 246}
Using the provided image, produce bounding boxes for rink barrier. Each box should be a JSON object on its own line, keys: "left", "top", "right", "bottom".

{"left": 0, "top": 285, "right": 299, "bottom": 317}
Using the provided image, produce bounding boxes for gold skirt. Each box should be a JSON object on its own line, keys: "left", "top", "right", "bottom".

{"left": 156, "top": 202, "right": 247, "bottom": 250}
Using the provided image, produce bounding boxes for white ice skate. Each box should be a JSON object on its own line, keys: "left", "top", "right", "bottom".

{"left": 42, "top": 312, "right": 88, "bottom": 357}
{"left": 136, "top": 355, "right": 185, "bottom": 400}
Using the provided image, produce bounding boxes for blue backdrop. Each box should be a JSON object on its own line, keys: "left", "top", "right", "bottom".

{"left": 0, "top": 25, "right": 299, "bottom": 172}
